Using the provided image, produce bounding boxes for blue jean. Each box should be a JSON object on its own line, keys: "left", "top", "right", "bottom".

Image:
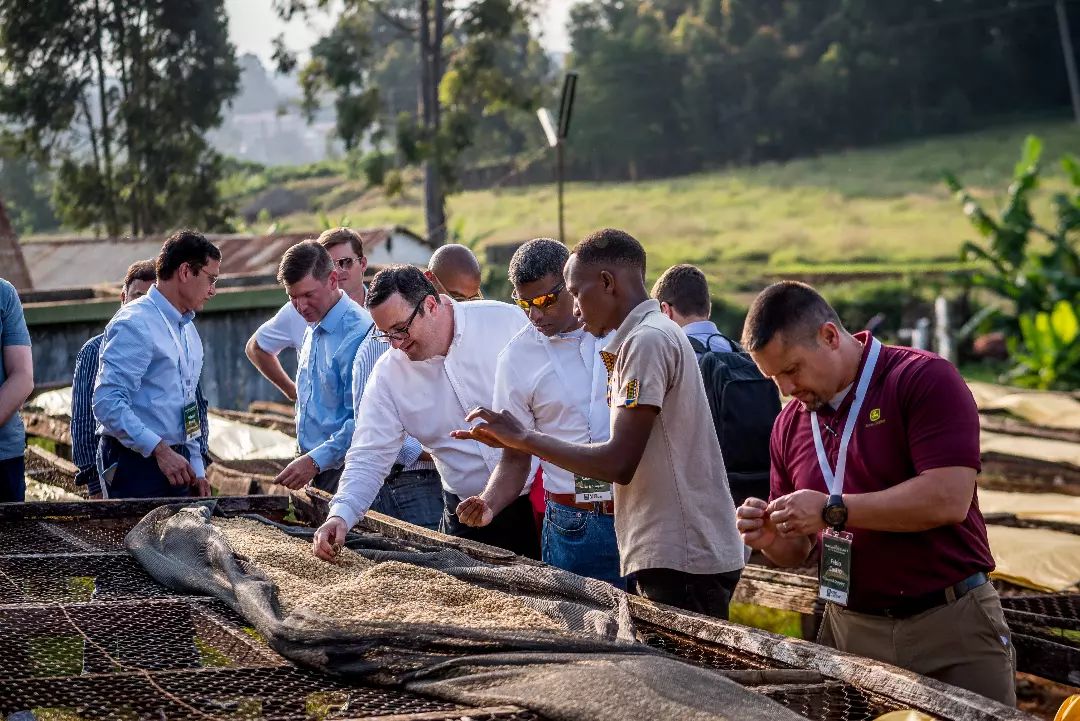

{"left": 369, "top": 469, "right": 444, "bottom": 531}
{"left": 542, "top": 500, "right": 625, "bottom": 590}
{"left": 0, "top": 455, "right": 25, "bottom": 503}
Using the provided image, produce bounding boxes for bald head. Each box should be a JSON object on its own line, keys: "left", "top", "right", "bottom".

{"left": 425, "top": 244, "right": 483, "bottom": 301}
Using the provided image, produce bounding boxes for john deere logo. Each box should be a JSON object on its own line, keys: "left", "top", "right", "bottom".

{"left": 869, "top": 408, "right": 881, "bottom": 423}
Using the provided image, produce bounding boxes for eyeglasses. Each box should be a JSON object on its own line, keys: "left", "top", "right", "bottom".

{"left": 373, "top": 295, "right": 431, "bottom": 343}
{"left": 450, "top": 290, "right": 484, "bottom": 302}
{"left": 188, "top": 264, "right": 219, "bottom": 288}
{"left": 335, "top": 257, "right": 360, "bottom": 271}
{"left": 512, "top": 281, "right": 564, "bottom": 312}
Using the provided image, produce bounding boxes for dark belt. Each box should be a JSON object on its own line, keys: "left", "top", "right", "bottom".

{"left": 545, "top": 491, "right": 615, "bottom": 515}
{"left": 846, "top": 572, "right": 989, "bottom": 619}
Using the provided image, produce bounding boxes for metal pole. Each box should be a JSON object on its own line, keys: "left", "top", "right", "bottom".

{"left": 1056, "top": 0, "right": 1080, "bottom": 124}
{"left": 557, "top": 140, "right": 565, "bottom": 244}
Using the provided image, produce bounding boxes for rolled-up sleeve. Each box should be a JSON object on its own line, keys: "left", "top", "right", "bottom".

{"left": 329, "top": 360, "right": 408, "bottom": 528}
{"left": 93, "top": 318, "right": 159, "bottom": 457}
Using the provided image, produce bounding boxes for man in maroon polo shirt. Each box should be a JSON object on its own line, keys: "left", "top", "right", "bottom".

{"left": 735, "top": 281, "right": 1015, "bottom": 706}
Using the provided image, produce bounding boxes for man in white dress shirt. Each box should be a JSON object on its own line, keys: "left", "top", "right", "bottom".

{"left": 313, "top": 265, "right": 537, "bottom": 560}
{"left": 455, "top": 238, "right": 623, "bottom": 587}
{"left": 244, "top": 228, "right": 368, "bottom": 401}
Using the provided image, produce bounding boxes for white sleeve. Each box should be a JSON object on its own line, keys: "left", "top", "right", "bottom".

{"left": 328, "top": 357, "right": 408, "bottom": 528}
{"left": 254, "top": 302, "right": 307, "bottom": 356}
{"left": 493, "top": 346, "right": 535, "bottom": 431}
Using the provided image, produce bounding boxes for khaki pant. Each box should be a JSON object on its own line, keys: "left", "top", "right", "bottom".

{"left": 818, "top": 582, "right": 1016, "bottom": 706}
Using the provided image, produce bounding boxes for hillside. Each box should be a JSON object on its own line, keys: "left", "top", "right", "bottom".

{"left": 233, "top": 119, "right": 1078, "bottom": 292}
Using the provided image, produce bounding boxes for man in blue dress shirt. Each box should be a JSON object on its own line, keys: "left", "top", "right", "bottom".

{"left": 274, "top": 240, "right": 373, "bottom": 493}
{"left": 0, "top": 277, "right": 33, "bottom": 503}
{"left": 93, "top": 230, "right": 221, "bottom": 498}
{"left": 71, "top": 260, "right": 210, "bottom": 498}
{"left": 651, "top": 264, "right": 735, "bottom": 355}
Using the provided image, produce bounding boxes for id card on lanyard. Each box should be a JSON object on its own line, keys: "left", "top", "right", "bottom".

{"left": 810, "top": 337, "right": 881, "bottom": 606}
{"left": 542, "top": 332, "right": 612, "bottom": 502}
{"left": 154, "top": 302, "right": 201, "bottom": 443}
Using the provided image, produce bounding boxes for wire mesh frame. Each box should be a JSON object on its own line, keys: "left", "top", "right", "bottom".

{"left": 0, "top": 515, "right": 931, "bottom": 721}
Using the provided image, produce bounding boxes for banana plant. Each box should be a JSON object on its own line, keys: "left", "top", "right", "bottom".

{"left": 1004, "top": 300, "right": 1080, "bottom": 390}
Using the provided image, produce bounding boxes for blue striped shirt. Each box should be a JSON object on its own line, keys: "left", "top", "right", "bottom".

{"left": 351, "top": 334, "right": 431, "bottom": 471}
{"left": 74, "top": 332, "right": 209, "bottom": 494}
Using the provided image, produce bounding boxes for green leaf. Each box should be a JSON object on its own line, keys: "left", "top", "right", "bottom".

{"left": 1015, "top": 135, "right": 1043, "bottom": 179}
{"left": 1050, "top": 300, "right": 1080, "bottom": 345}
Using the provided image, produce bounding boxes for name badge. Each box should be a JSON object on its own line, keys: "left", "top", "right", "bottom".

{"left": 183, "top": 402, "right": 201, "bottom": 442}
{"left": 819, "top": 529, "right": 853, "bottom": 605}
{"left": 574, "top": 474, "right": 612, "bottom": 503}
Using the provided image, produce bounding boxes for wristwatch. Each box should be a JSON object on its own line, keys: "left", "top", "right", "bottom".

{"left": 821, "top": 494, "right": 848, "bottom": 531}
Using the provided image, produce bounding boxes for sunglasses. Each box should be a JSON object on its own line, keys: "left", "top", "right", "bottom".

{"left": 335, "top": 257, "right": 360, "bottom": 271}
{"left": 373, "top": 295, "right": 431, "bottom": 343}
{"left": 512, "top": 281, "right": 564, "bottom": 312}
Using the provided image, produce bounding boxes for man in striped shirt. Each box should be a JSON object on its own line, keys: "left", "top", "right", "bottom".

{"left": 70, "top": 260, "right": 209, "bottom": 498}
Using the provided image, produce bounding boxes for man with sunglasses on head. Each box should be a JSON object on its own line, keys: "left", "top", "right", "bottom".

{"left": 245, "top": 227, "right": 369, "bottom": 401}
{"left": 423, "top": 244, "right": 484, "bottom": 302}
{"left": 93, "top": 230, "right": 221, "bottom": 498}
{"left": 312, "top": 264, "right": 538, "bottom": 561}
{"left": 454, "top": 238, "right": 623, "bottom": 587}
{"left": 273, "top": 241, "right": 373, "bottom": 493}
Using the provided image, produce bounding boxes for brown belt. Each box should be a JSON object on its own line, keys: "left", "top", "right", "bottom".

{"left": 545, "top": 491, "right": 615, "bottom": 515}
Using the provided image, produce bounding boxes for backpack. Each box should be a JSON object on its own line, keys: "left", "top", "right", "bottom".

{"left": 688, "top": 333, "right": 781, "bottom": 507}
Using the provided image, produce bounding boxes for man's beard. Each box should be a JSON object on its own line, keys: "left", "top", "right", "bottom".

{"left": 799, "top": 395, "right": 827, "bottom": 412}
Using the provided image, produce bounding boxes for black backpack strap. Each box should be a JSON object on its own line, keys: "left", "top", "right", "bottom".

{"left": 701, "top": 332, "right": 746, "bottom": 354}
{"left": 688, "top": 336, "right": 708, "bottom": 354}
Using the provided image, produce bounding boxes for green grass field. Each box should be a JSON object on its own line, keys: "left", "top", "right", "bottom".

{"left": 253, "top": 119, "right": 1078, "bottom": 292}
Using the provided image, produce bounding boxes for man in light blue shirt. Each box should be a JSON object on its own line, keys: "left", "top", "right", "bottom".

{"left": 0, "top": 277, "right": 33, "bottom": 502}
{"left": 652, "top": 263, "right": 735, "bottom": 355}
{"left": 93, "top": 230, "right": 221, "bottom": 498}
{"left": 274, "top": 240, "right": 373, "bottom": 492}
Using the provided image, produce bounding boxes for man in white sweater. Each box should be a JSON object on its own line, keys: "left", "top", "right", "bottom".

{"left": 313, "top": 265, "right": 537, "bottom": 560}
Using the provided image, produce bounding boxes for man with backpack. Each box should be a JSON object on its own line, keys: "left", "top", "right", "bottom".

{"left": 652, "top": 264, "right": 781, "bottom": 507}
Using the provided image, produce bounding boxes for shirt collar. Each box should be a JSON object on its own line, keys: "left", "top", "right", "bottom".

{"left": 603, "top": 299, "right": 660, "bottom": 356}
{"left": 314, "top": 291, "right": 350, "bottom": 334}
{"left": 683, "top": 319, "right": 721, "bottom": 337}
{"left": 148, "top": 285, "right": 195, "bottom": 327}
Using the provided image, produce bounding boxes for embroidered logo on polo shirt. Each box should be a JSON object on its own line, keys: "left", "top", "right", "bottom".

{"left": 866, "top": 407, "right": 885, "bottom": 427}
{"left": 621, "top": 379, "right": 640, "bottom": 408}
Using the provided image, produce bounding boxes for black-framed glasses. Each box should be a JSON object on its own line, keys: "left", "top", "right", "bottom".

{"left": 450, "top": 290, "right": 484, "bottom": 302}
{"left": 373, "top": 295, "right": 431, "bottom": 343}
{"left": 335, "top": 256, "right": 359, "bottom": 271}
{"left": 511, "top": 281, "right": 564, "bottom": 312}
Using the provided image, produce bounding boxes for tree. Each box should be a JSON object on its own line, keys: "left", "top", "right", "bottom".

{"left": 0, "top": 0, "right": 241, "bottom": 237}
{"left": 275, "top": 0, "right": 547, "bottom": 244}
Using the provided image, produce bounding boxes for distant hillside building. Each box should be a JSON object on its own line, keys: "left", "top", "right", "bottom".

{"left": 19, "top": 226, "right": 435, "bottom": 291}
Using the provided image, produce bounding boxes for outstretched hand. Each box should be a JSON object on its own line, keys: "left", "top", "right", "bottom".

{"left": 450, "top": 407, "right": 529, "bottom": 451}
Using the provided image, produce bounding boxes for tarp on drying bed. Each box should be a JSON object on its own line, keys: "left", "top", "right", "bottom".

{"left": 125, "top": 503, "right": 805, "bottom": 721}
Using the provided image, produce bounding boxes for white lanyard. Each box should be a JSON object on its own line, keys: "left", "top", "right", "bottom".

{"left": 810, "top": 338, "right": 882, "bottom": 496}
{"left": 152, "top": 301, "right": 199, "bottom": 396}
{"left": 541, "top": 330, "right": 604, "bottom": 443}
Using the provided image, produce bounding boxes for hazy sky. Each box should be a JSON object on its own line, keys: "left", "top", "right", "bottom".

{"left": 224, "top": 0, "right": 573, "bottom": 66}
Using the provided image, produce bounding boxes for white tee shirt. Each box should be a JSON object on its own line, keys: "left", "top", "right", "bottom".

{"left": 329, "top": 299, "right": 531, "bottom": 528}
{"left": 254, "top": 302, "right": 309, "bottom": 355}
{"left": 494, "top": 325, "right": 611, "bottom": 494}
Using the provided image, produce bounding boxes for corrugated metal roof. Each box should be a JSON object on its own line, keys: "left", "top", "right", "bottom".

{"left": 20, "top": 227, "right": 428, "bottom": 290}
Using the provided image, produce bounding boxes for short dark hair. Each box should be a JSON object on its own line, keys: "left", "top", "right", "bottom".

{"left": 157, "top": 230, "right": 221, "bottom": 281}
{"left": 508, "top": 238, "right": 569, "bottom": 286}
{"left": 571, "top": 228, "right": 646, "bottom": 274}
{"left": 367, "top": 264, "right": 440, "bottom": 310}
{"left": 741, "top": 281, "right": 843, "bottom": 352}
{"left": 651, "top": 264, "right": 710, "bottom": 318}
{"left": 123, "top": 259, "right": 157, "bottom": 290}
{"left": 317, "top": 227, "right": 365, "bottom": 259}
{"left": 277, "top": 240, "right": 333, "bottom": 285}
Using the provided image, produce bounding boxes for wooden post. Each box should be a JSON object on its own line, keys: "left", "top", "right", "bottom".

{"left": 934, "top": 295, "right": 954, "bottom": 363}
{"left": 1057, "top": 0, "right": 1080, "bottom": 125}
{"left": 911, "top": 317, "right": 931, "bottom": 350}
{"left": 0, "top": 194, "right": 32, "bottom": 290}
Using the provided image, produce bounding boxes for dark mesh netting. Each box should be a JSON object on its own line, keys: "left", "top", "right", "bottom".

{"left": 125, "top": 503, "right": 808, "bottom": 721}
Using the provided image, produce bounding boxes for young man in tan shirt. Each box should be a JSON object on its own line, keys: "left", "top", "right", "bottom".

{"left": 455, "top": 228, "right": 744, "bottom": 618}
